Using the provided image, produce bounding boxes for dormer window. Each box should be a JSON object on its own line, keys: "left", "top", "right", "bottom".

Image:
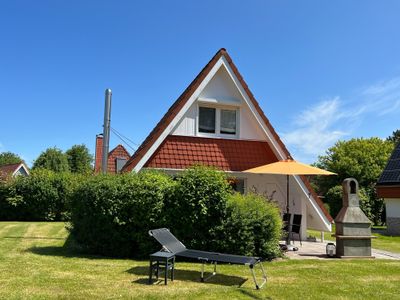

{"left": 198, "top": 105, "right": 238, "bottom": 137}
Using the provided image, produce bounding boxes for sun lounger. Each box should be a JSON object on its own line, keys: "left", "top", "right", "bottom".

{"left": 148, "top": 228, "right": 267, "bottom": 289}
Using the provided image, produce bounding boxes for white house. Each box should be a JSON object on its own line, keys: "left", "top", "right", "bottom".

{"left": 122, "top": 48, "right": 333, "bottom": 238}
{"left": 0, "top": 162, "right": 29, "bottom": 180}
{"left": 377, "top": 142, "right": 400, "bottom": 235}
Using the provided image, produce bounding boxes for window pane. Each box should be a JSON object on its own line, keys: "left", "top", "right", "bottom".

{"left": 199, "top": 107, "right": 216, "bottom": 133}
{"left": 220, "top": 109, "right": 236, "bottom": 134}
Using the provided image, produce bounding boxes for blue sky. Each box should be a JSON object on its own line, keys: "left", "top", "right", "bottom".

{"left": 1, "top": 1, "right": 399, "bottom": 165}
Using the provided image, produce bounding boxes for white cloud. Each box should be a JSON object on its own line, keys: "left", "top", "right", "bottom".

{"left": 282, "top": 97, "right": 349, "bottom": 162}
{"left": 281, "top": 76, "right": 400, "bottom": 162}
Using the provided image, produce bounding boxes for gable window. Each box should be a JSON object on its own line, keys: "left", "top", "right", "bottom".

{"left": 198, "top": 105, "right": 238, "bottom": 137}
{"left": 199, "top": 107, "right": 216, "bottom": 133}
{"left": 220, "top": 109, "right": 236, "bottom": 135}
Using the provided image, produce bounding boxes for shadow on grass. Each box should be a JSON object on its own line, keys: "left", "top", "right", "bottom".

{"left": 127, "top": 265, "right": 248, "bottom": 287}
{"left": 3, "top": 236, "right": 65, "bottom": 240}
{"left": 25, "top": 235, "right": 120, "bottom": 260}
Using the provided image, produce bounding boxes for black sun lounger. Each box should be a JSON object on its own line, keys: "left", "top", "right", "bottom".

{"left": 149, "top": 228, "right": 267, "bottom": 289}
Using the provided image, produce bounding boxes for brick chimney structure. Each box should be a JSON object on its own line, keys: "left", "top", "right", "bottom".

{"left": 94, "top": 134, "right": 104, "bottom": 173}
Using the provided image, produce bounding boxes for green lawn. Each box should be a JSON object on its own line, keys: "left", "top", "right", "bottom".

{"left": 1, "top": 222, "right": 400, "bottom": 299}
{"left": 308, "top": 225, "right": 400, "bottom": 253}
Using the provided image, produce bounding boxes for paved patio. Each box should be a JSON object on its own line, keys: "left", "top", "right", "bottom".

{"left": 285, "top": 240, "right": 400, "bottom": 260}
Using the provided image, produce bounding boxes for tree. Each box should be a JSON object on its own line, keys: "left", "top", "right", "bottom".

{"left": 66, "top": 144, "right": 93, "bottom": 174}
{"left": 387, "top": 129, "right": 400, "bottom": 146}
{"left": 314, "top": 137, "right": 394, "bottom": 224}
{"left": 32, "top": 147, "right": 69, "bottom": 173}
{"left": 0, "top": 152, "right": 23, "bottom": 166}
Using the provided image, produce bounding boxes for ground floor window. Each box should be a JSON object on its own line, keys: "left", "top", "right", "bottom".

{"left": 228, "top": 178, "right": 246, "bottom": 194}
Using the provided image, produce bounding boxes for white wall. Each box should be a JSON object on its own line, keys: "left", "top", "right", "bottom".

{"left": 171, "top": 65, "right": 267, "bottom": 141}
{"left": 244, "top": 173, "right": 309, "bottom": 239}
{"left": 172, "top": 102, "right": 197, "bottom": 136}
{"left": 385, "top": 198, "right": 400, "bottom": 218}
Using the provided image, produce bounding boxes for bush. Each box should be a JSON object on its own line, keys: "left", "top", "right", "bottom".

{"left": 67, "top": 166, "right": 283, "bottom": 259}
{"left": 0, "top": 170, "right": 79, "bottom": 221}
{"left": 164, "top": 166, "right": 231, "bottom": 251}
{"left": 69, "top": 171, "right": 176, "bottom": 258}
{"left": 215, "top": 193, "right": 282, "bottom": 260}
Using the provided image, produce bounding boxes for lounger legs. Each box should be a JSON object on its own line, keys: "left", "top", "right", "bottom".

{"left": 200, "top": 261, "right": 217, "bottom": 282}
{"left": 250, "top": 262, "right": 267, "bottom": 290}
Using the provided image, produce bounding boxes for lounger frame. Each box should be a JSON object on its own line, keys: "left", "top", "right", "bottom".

{"left": 148, "top": 228, "right": 267, "bottom": 289}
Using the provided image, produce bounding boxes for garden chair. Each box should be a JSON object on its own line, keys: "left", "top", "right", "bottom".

{"left": 290, "top": 214, "right": 302, "bottom": 246}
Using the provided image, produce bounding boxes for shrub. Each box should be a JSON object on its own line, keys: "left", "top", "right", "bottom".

{"left": 215, "top": 193, "right": 282, "bottom": 260}
{"left": 68, "top": 166, "right": 283, "bottom": 260}
{"left": 0, "top": 170, "right": 79, "bottom": 221}
{"left": 164, "top": 166, "right": 231, "bottom": 251}
{"left": 69, "top": 171, "right": 176, "bottom": 258}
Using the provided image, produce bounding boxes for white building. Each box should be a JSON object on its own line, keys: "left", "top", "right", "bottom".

{"left": 377, "top": 143, "right": 400, "bottom": 236}
{"left": 122, "top": 49, "right": 333, "bottom": 238}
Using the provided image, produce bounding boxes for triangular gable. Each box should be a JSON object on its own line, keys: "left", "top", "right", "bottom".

{"left": 122, "top": 48, "right": 332, "bottom": 223}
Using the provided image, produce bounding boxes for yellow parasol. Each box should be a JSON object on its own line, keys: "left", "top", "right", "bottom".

{"left": 245, "top": 159, "right": 336, "bottom": 176}
{"left": 245, "top": 159, "right": 336, "bottom": 247}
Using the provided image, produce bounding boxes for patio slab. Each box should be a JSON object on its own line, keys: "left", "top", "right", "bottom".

{"left": 285, "top": 241, "right": 400, "bottom": 260}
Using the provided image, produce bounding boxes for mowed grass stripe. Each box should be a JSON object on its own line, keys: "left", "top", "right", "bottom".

{"left": 0, "top": 222, "right": 31, "bottom": 258}
{"left": 0, "top": 222, "right": 400, "bottom": 299}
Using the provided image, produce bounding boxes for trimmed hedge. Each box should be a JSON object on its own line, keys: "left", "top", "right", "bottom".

{"left": 222, "top": 193, "right": 282, "bottom": 259}
{"left": 0, "top": 170, "right": 80, "bottom": 221}
{"left": 69, "top": 171, "right": 176, "bottom": 258}
{"left": 164, "top": 166, "right": 231, "bottom": 251}
{"left": 1, "top": 166, "right": 283, "bottom": 259}
{"left": 69, "top": 166, "right": 282, "bottom": 260}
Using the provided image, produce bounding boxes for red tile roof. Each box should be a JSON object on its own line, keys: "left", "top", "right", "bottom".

{"left": 0, "top": 162, "right": 28, "bottom": 180}
{"left": 145, "top": 135, "right": 278, "bottom": 171}
{"left": 121, "top": 48, "right": 332, "bottom": 222}
{"left": 107, "top": 144, "right": 131, "bottom": 174}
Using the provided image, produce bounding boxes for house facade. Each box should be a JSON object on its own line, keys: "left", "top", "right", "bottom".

{"left": 122, "top": 49, "right": 333, "bottom": 238}
{"left": 94, "top": 134, "right": 131, "bottom": 174}
{"left": 377, "top": 142, "right": 400, "bottom": 235}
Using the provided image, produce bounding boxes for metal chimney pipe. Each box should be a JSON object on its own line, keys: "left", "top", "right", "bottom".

{"left": 102, "top": 89, "right": 112, "bottom": 174}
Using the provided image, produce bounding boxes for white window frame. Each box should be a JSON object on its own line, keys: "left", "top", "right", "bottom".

{"left": 196, "top": 103, "right": 240, "bottom": 139}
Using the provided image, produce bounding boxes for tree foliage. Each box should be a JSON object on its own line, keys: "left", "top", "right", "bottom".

{"left": 387, "top": 129, "right": 400, "bottom": 146}
{"left": 32, "top": 147, "right": 70, "bottom": 172}
{"left": 0, "top": 152, "right": 23, "bottom": 166}
{"left": 66, "top": 144, "right": 93, "bottom": 174}
{"left": 314, "top": 137, "right": 394, "bottom": 224}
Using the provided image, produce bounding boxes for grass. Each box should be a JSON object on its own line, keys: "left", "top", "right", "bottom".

{"left": 308, "top": 225, "right": 400, "bottom": 253}
{"left": 0, "top": 222, "right": 400, "bottom": 299}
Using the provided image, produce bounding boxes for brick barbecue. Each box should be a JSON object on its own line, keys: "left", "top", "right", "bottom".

{"left": 334, "top": 178, "right": 375, "bottom": 258}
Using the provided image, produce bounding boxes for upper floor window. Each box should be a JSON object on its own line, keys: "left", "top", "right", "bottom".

{"left": 220, "top": 109, "right": 236, "bottom": 135}
{"left": 199, "top": 107, "right": 216, "bottom": 133}
{"left": 198, "top": 106, "right": 237, "bottom": 136}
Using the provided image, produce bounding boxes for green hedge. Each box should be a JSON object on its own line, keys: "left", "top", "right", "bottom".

{"left": 68, "top": 166, "right": 282, "bottom": 260}
{"left": 0, "top": 170, "right": 80, "bottom": 221}
{"left": 1, "top": 166, "right": 283, "bottom": 259}
{"left": 69, "top": 171, "right": 176, "bottom": 258}
{"left": 164, "top": 166, "right": 231, "bottom": 251}
{"left": 215, "top": 193, "right": 282, "bottom": 259}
